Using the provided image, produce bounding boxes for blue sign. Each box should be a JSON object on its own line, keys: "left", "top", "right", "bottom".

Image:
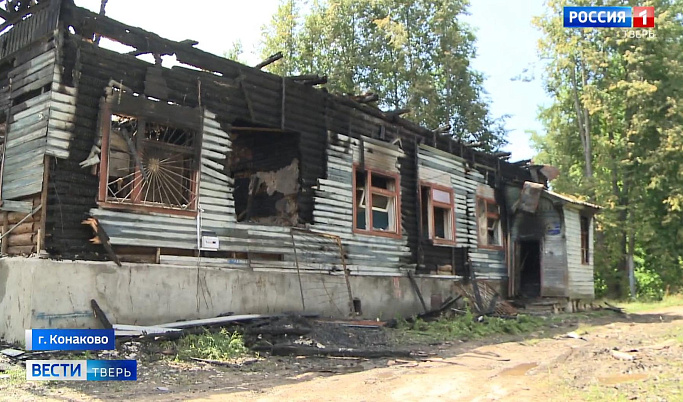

{"left": 26, "top": 329, "right": 115, "bottom": 351}
{"left": 26, "top": 360, "right": 137, "bottom": 381}
{"left": 563, "top": 7, "right": 632, "bottom": 28}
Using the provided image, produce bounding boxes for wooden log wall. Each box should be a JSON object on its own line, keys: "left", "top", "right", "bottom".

{"left": 0, "top": 2, "right": 66, "bottom": 255}
{"left": 23, "top": 2, "right": 544, "bottom": 283}
{"left": 0, "top": 194, "right": 43, "bottom": 255}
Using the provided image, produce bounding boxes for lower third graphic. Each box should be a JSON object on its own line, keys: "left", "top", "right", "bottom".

{"left": 26, "top": 360, "right": 137, "bottom": 381}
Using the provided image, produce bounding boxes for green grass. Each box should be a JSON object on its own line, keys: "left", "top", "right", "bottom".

{"left": 166, "top": 329, "right": 251, "bottom": 361}
{"left": 609, "top": 294, "right": 683, "bottom": 313}
{"left": 0, "top": 367, "right": 26, "bottom": 387}
{"left": 395, "top": 311, "right": 546, "bottom": 342}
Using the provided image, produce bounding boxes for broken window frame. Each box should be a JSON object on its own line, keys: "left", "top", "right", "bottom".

{"left": 97, "top": 97, "right": 202, "bottom": 217}
{"left": 352, "top": 165, "right": 401, "bottom": 239}
{"left": 580, "top": 215, "right": 590, "bottom": 264}
{"left": 476, "top": 195, "right": 503, "bottom": 250}
{"left": 419, "top": 182, "right": 456, "bottom": 245}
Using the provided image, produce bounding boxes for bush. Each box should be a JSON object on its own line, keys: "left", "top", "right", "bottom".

{"left": 634, "top": 267, "right": 665, "bottom": 301}
{"left": 594, "top": 273, "right": 609, "bottom": 299}
{"left": 173, "top": 329, "right": 250, "bottom": 361}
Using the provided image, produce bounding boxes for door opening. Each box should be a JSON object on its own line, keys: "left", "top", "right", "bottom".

{"left": 519, "top": 240, "right": 541, "bottom": 298}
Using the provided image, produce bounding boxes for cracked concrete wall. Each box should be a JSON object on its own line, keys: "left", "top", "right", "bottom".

{"left": 0, "top": 258, "right": 467, "bottom": 343}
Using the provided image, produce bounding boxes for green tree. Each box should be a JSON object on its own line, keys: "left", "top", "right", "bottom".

{"left": 259, "top": 0, "right": 507, "bottom": 150}
{"left": 533, "top": 0, "right": 683, "bottom": 297}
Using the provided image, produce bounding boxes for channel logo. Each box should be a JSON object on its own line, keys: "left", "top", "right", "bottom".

{"left": 564, "top": 6, "right": 655, "bottom": 28}
{"left": 633, "top": 7, "right": 655, "bottom": 28}
{"left": 26, "top": 360, "right": 137, "bottom": 381}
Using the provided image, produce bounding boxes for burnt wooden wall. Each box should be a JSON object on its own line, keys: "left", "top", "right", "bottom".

{"left": 0, "top": 1, "right": 539, "bottom": 283}
{"left": 0, "top": 2, "right": 64, "bottom": 256}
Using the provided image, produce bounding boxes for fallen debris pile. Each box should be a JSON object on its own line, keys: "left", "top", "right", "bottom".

{"left": 88, "top": 299, "right": 420, "bottom": 359}
{"left": 453, "top": 281, "right": 518, "bottom": 317}
{"left": 244, "top": 315, "right": 416, "bottom": 359}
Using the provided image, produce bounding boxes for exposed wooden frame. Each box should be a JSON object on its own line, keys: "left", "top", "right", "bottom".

{"left": 352, "top": 164, "right": 401, "bottom": 239}
{"left": 476, "top": 195, "right": 504, "bottom": 250}
{"left": 419, "top": 181, "right": 456, "bottom": 246}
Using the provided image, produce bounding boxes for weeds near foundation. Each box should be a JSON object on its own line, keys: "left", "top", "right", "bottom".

{"left": 395, "top": 310, "right": 545, "bottom": 342}
{"left": 169, "top": 329, "right": 251, "bottom": 361}
{"left": 0, "top": 367, "right": 26, "bottom": 387}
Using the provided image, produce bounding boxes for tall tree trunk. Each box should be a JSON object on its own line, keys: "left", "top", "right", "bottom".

{"left": 579, "top": 58, "right": 593, "bottom": 180}
{"left": 569, "top": 62, "right": 593, "bottom": 180}
{"left": 608, "top": 130, "right": 628, "bottom": 297}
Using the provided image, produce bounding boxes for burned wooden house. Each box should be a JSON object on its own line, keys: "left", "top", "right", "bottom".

{"left": 0, "top": 1, "right": 599, "bottom": 342}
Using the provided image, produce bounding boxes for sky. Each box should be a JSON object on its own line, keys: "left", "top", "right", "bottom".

{"left": 74, "top": 0, "right": 551, "bottom": 162}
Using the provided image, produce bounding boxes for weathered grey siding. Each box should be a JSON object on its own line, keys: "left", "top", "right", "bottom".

{"left": 2, "top": 39, "right": 78, "bottom": 201}
{"left": 564, "top": 207, "right": 594, "bottom": 298}
{"left": 0, "top": 3, "right": 64, "bottom": 202}
{"left": 417, "top": 145, "right": 472, "bottom": 247}
{"left": 311, "top": 133, "right": 411, "bottom": 276}
{"left": 416, "top": 145, "right": 505, "bottom": 279}
{"left": 199, "top": 111, "right": 236, "bottom": 230}
{"left": 539, "top": 199, "right": 568, "bottom": 297}
{"left": 2, "top": 47, "right": 56, "bottom": 200}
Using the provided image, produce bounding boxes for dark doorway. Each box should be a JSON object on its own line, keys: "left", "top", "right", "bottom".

{"left": 519, "top": 240, "right": 541, "bottom": 298}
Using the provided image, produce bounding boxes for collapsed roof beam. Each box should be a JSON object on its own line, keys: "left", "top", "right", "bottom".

{"left": 385, "top": 108, "right": 410, "bottom": 118}
{"left": 351, "top": 93, "right": 378, "bottom": 103}
{"left": 126, "top": 39, "right": 199, "bottom": 57}
{"left": 289, "top": 74, "right": 327, "bottom": 86}
{"left": 432, "top": 124, "right": 451, "bottom": 134}
{"left": 254, "top": 52, "right": 283, "bottom": 69}
{"left": 511, "top": 159, "right": 531, "bottom": 167}
{"left": 63, "top": 2, "right": 200, "bottom": 60}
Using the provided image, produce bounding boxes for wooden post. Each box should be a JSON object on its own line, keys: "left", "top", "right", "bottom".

{"left": 1, "top": 211, "right": 8, "bottom": 255}
{"left": 38, "top": 155, "right": 50, "bottom": 252}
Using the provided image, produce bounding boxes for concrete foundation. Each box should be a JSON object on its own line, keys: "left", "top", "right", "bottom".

{"left": 0, "top": 258, "right": 471, "bottom": 344}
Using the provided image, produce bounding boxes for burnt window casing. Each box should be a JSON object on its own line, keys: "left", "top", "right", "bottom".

{"left": 353, "top": 166, "right": 401, "bottom": 238}
{"left": 477, "top": 196, "right": 503, "bottom": 249}
{"left": 98, "top": 111, "right": 200, "bottom": 216}
{"left": 581, "top": 216, "right": 590, "bottom": 264}
{"left": 420, "top": 183, "right": 456, "bottom": 245}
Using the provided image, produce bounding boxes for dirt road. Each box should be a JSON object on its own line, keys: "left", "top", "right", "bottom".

{"left": 3, "top": 306, "right": 683, "bottom": 401}
{"left": 203, "top": 306, "right": 683, "bottom": 402}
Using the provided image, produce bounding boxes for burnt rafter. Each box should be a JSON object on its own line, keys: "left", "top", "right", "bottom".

{"left": 0, "top": 0, "right": 49, "bottom": 31}
{"left": 351, "top": 93, "right": 379, "bottom": 104}
{"left": 289, "top": 74, "right": 327, "bottom": 86}
{"left": 432, "top": 124, "right": 451, "bottom": 134}
{"left": 62, "top": 0, "right": 197, "bottom": 57}
{"left": 254, "top": 51, "right": 283, "bottom": 70}
{"left": 58, "top": 1, "right": 532, "bottom": 185}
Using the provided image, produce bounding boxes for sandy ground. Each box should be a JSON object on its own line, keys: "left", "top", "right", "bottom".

{"left": 2, "top": 306, "right": 683, "bottom": 401}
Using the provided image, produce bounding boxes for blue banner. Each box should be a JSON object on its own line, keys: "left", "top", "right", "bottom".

{"left": 26, "top": 329, "right": 116, "bottom": 351}
{"left": 26, "top": 360, "right": 137, "bottom": 381}
{"left": 564, "top": 7, "right": 632, "bottom": 28}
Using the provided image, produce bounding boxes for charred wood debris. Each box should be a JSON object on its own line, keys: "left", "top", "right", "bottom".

{"left": 0, "top": 296, "right": 625, "bottom": 368}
